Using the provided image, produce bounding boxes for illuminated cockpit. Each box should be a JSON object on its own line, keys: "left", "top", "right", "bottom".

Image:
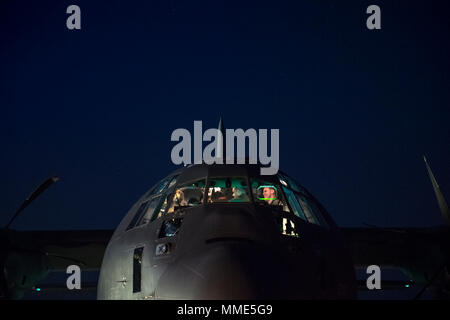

{"left": 123, "top": 163, "right": 330, "bottom": 233}
{"left": 98, "top": 162, "right": 352, "bottom": 301}
{"left": 207, "top": 177, "right": 250, "bottom": 203}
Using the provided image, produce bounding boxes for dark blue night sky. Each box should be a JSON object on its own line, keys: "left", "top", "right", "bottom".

{"left": 1, "top": 0, "right": 449, "bottom": 232}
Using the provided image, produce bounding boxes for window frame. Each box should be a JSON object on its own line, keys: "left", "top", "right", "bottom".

{"left": 150, "top": 178, "right": 207, "bottom": 221}
{"left": 206, "top": 176, "right": 252, "bottom": 204}
{"left": 277, "top": 174, "right": 330, "bottom": 230}
{"left": 281, "top": 186, "right": 308, "bottom": 221}
{"left": 249, "top": 178, "right": 291, "bottom": 214}
{"left": 126, "top": 194, "right": 164, "bottom": 231}
{"left": 145, "top": 175, "right": 179, "bottom": 199}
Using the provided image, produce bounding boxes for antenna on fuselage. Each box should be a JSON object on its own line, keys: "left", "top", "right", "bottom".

{"left": 423, "top": 155, "right": 450, "bottom": 226}
{"left": 217, "top": 117, "right": 226, "bottom": 162}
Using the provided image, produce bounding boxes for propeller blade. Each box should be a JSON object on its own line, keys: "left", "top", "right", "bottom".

{"left": 423, "top": 156, "right": 450, "bottom": 226}
{"left": 5, "top": 176, "right": 59, "bottom": 229}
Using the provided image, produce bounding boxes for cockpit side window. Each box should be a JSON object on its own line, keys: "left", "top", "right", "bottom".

{"left": 146, "top": 175, "right": 179, "bottom": 199}
{"left": 278, "top": 174, "right": 329, "bottom": 228}
{"left": 294, "top": 194, "right": 319, "bottom": 225}
{"left": 278, "top": 173, "right": 299, "bottom": 192}
{"left": 126, "top": 202, "right": 149, "bottom": 231}
{"left": 151, "top": 179, "right": 206, "bottom": 221}
{"left": 282, "top": 187, "right": 308, "bottom": 221}
{"left": 167, "top": 175, "right": 178, "bottom": 189}
{"left": 207, "top": 177, "right": 250, "bottom": 203}
{"left": 136, "top": 196, "right": 163, "bottom": 226}
{"left": 250, "top": 179, "right": 290, "bottom": 213}
{"left": 126, "top": 195, "right": 163, "bottom": 230}
{"left": 278, "top": 172, "right": 310, "bottom": 194}
{"left": 296, "top": 194, "right": 329, "bottom": 229}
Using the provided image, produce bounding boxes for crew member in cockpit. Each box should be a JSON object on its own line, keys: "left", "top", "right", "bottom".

{"left": 167, "top": 189, "right": 187, "bottom": 213}
{"left": 262, "top": 187, "right": 282, "bottom": 206}
{"left": 231, "top": 187, "right": 248, "bottom": 202}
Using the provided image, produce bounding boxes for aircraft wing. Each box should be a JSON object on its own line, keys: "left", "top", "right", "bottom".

{"left": 0, "top": 176, "right": 115, "bottom": 298}
{"left": 340, "top": 226, "right": 450, "bottom": 296}
{"left": 340, "top": 156, "right": 450, "bottom": 297}
{"left": 1, "top": 229, "right": 114, "bottom": 299}
{"left": 9, "top": 229, "right": 114, "bottom": 270}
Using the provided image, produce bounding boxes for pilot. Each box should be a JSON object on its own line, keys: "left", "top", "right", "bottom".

{"left": 167, "top": 189, "right": 187, "bottom": 213}
{"left": 211, "top": 190, "right": 227, "bottom": 202}
{"left": 262, "top": 187, "right": 282, "bottom": 206}
{"left": 230, "top": 187, "right": 248, "bottom": 202}
{"left": 186, "top": 189, "right": 204, "bottom": 206}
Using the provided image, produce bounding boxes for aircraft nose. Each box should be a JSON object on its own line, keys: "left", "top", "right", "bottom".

{"left": 154, "top": 240, "right": 316, "bottom": 299}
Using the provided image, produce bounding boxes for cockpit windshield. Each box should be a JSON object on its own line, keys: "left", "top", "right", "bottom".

{"left": 207, "top": 177, "right": 250, "bottom": 203}
{"left": 153, "top": 179, "right": 205, "bottom": 220}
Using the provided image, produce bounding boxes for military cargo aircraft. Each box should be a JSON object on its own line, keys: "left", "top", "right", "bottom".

{"left": 1, "top": 130, "right": 449, "bottom": 300}
{"left": 97, "top": 163, "right": 358, "bottom": 299}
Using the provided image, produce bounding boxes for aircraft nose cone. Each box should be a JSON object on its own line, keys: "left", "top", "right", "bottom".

{"left": 154, "top": 240, "right": 317, "bottom": 299}
{"left": 186, "top": 242, "right": 268, "bottom": 299}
